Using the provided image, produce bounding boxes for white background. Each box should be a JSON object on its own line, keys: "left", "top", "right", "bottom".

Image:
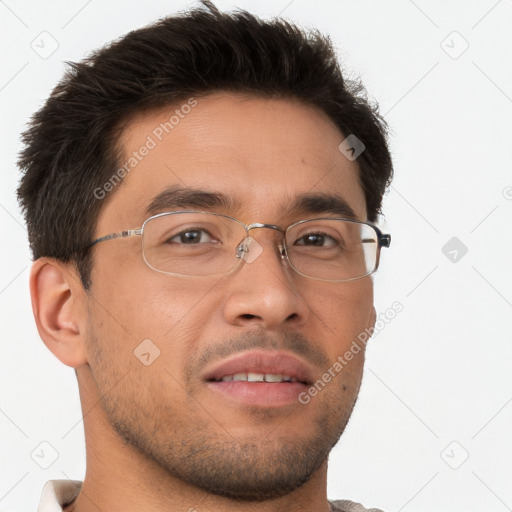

{"left": 1, "top": 1, "right": 511, "bottom": 511}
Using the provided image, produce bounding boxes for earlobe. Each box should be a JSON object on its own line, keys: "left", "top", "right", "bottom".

{"left": 30, "top": 258, "right": 88, "bottom": 368}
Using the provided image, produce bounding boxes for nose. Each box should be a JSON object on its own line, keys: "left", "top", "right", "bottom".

{"left": 221, "top": 233, "right": 310, "bottom": 329}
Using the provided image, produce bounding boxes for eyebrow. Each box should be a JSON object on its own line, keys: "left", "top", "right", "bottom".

{"left": 284, "top": 192, "right": 358, "bottom": 221}
{"left": 145, "top": 186, "right": 358, "bottom": 221}
{"left": 145, "top": 185, "right": 241, "bottom": 216}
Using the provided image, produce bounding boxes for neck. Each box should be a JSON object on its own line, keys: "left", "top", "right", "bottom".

{"left": 68, "top": 367, "right": 332, "bottom": 512}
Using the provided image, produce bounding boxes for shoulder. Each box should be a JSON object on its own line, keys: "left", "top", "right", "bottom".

{"left": 329, "top": 499, "right": 386, "bottom": 512}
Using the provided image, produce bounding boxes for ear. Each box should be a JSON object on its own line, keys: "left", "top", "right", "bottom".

{"left": 30, "top": 258, "right": 88, "bottom": 368}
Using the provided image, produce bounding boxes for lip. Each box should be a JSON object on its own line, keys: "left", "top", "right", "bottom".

{"left": 203, "top": 350, "right": 314, "bottom": 408}
{"left": 203, "top": 350, "right": 314, "bottom": 384}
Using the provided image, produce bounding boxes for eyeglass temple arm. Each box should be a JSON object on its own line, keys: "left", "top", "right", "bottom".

{"left": 380, "top": 233, "right": 391, "bottom": 248}
{"left": 88, "top": 229, "right": 142, "bottom": 248}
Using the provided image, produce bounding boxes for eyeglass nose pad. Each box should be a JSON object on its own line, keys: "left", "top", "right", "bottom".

{"left": 235, "top": 241, "right": 245, "bottom": 259}
{"left": 235, "top": 236, "right": 264, "bottom": 264}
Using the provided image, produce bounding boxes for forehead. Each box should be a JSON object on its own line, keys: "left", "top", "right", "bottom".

{"left": 96, "top": 92, "right": 366, "bottom": 233}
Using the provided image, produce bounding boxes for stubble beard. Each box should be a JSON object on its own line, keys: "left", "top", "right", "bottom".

{"left": 101, "top": 378, "right": 358, "bottom": 501}
{"left": 88, "top": 328, "right": 360, "bottom": 501}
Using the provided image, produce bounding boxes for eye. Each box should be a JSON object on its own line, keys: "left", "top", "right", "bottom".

{"left": 294, "top": 232, "right": 339, "bottom": 247}
{"left": 167, "top": 228, "right": 216, "bottom": 244}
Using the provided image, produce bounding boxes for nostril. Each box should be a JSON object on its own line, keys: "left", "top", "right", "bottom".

{"left": 240, "top": 314, "right": 257, "bottom": 320}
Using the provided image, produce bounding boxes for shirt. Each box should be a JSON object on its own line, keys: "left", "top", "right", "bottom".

{"left": 37, "top": 480, "right": 385, "bottom": 512}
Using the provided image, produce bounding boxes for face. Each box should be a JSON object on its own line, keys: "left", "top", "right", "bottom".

{"left": 85, "top": 92, "right": 376, "bottom": 500}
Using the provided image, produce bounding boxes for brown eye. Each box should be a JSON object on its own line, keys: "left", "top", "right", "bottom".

{"left": 167, "top": 229, "right": 215, "bottom": 244}
{"left": 294, "top": 233, "right": 338, "bottom": 247}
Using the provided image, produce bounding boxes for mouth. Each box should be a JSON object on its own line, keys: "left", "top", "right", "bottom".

{"left": 203, "top": 350, "right": 314, "bottom": 407}
{"left": 209, "top": 372, "right": 308, "bottom": 384}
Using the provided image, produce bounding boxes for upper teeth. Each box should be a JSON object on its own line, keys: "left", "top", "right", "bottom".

{"left": 219, "top": 372, "right": 298, "bottom": 383}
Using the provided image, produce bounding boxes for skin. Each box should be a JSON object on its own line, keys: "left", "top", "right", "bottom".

{"left": 31, "top": 92, "right": 377, "bottom": 512}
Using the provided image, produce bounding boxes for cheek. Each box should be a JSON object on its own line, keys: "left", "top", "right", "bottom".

{"left": 303, "top": 279, "right": 374, "bottom": 338}
{"left": 86, "top": 270, "right": 223, "bottom": 382}
{"left": 91, "top": 268, "right": 216, "bottom": 335}
{"left": 299, "top": 280, "right": 374, "bottom": 391}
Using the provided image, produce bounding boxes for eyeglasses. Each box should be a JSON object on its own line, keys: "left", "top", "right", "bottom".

{"left": 88, "top": 210, "right": 391, "bottom": 282}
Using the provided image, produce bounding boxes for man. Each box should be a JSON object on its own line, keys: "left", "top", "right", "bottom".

{"left": 17, "top": 1, "right": 393, "bottom": 511}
